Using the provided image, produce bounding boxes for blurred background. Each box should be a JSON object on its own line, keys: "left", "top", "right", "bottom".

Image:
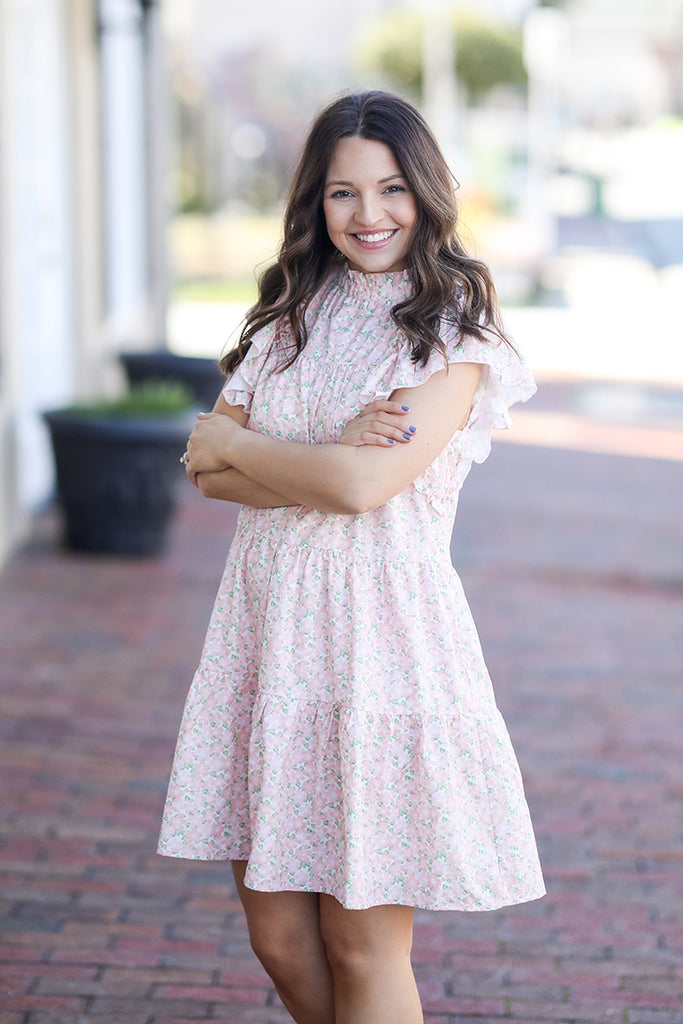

{"left": 1, "top": 0, "right": 682, "bottom": 566}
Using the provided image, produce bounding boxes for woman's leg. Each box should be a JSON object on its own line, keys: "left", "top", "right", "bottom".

{"left": 319, "top": 895, "right": 423, "bottom": 1024}
{"left": 231, "top": 861, "right": 335, "bottom": 1024}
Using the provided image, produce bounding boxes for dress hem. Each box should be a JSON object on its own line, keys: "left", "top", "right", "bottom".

{"left": 156, "top": 846, "right": 546, "bottom": 913}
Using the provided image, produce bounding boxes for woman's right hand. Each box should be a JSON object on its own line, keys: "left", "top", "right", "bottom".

{"left": 338, "top": 400, "right": 417, "bottom": 448}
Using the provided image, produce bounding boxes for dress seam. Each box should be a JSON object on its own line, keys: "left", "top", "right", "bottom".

{"left": 231, "top": 534, "right": 452, "bottom": 568}
{"left": 195, "top": 684, "right": 486, "bottom": 725}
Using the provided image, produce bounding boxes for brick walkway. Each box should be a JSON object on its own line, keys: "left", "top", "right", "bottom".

{"left": 1, "top": 415, "right": 682, "bottom": 1022}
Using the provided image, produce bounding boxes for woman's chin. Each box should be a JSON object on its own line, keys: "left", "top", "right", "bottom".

{"left": 345, "top": 252, "right": 409, "bottom": 274}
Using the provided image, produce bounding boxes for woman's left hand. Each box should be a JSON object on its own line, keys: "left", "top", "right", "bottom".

{"left": 338, "top": 399, "right": 416, "bottom": 448}
{"left": 184, "top": 412, "right": 241, "bottom": 482}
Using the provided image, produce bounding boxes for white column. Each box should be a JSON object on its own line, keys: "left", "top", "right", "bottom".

{"left": 67, "top": 0, "right": 106, "bottom": 397}
{"left": 99, "top": 0, "right": 152, "bottom": 343}
{"left": 2, "top": 0, "right": 76, "bottom": 512}
{"left": 145, "top": 1, "right": 170, "bottom": 344}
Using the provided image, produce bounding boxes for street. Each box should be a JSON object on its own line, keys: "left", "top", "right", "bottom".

{"left": 1, "top": 406, "right": 681, "bottom": 1022}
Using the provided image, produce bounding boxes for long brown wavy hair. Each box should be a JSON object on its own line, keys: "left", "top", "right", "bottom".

{"left": 220, "top": 90, "right": 507, "bottom": 376}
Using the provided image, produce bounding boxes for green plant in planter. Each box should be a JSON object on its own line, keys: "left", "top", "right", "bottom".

{"left": 67, "top": 380, "right": 195, "bottom": 418}
{"left": 43, "top": 382, "right": 197, "bottom": 557}
{"left": 119, "top": 351, "right": 226, "bottom": 410}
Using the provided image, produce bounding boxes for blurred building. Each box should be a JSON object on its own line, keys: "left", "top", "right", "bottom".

{"left": 0, "top": 0, "right": 167, "bottom": 565}
{"left": 561, "top": 0, "right": 683, "bottom": 124}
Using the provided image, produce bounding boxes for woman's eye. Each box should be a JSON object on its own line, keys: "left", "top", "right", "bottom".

{"left": 384, "top": 184, "right": 406, "bottom": 194}
{"left": 330, "top": 189, "right": 353, "bottom": 200}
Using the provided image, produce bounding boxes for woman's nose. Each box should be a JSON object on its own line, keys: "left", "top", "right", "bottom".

{"left": 355, "top": 194, "right": 383, "bottom": 226}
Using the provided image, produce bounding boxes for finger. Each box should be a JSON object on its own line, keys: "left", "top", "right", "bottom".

{"left": 356, "top": 418, "right": 417, "bottom": 442}
{"left": 362, "top": 399, "right": 411, "bottom": 415}
{"left": 357, "top": 409, "right": 417, "bottom": 431}
{"left": 358, "top": 431, "right": 400, "bottom": 447}
{"left": 339, "top": 430, "right": 393, "bottom": 448}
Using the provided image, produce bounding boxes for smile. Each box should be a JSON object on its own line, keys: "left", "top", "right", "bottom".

{"left": 352, "top": 229, "right": 398, "bottom": 247}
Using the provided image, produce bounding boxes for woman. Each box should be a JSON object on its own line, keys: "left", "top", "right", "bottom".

{"left": 159, "top": 90, "right": 545, "bottom": 1024}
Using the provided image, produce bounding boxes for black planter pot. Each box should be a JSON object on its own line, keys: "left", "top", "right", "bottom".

{"left": 119, "top": 351, "right": 225, "bottom": 409}
{"left": 43, "top": 409, "right": 194, "bottom": 556}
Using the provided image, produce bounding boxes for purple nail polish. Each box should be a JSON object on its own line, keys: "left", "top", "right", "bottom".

{"left": 402, "top": 433, "right": 411, "bottom": 440}
{"left": 401, "top": 405, "right": 410, "bottom": 411}
{"left": 388, "top": 438, "right": 395, "bottom": 444}
{"left": 408, "top": 425, "right": 416, "bottom": 433}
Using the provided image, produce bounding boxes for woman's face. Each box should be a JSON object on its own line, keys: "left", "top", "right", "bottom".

{"left": 323, "top": 137, "right": 418, "bottom": 274}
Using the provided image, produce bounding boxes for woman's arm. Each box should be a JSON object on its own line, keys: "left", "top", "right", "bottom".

{"left": 187, "top": 362, "right": 483, "bottom": 514}
{"left": 191, "top": 393, "right": 294, "bottom": 507}
{"left": 196, "top": 467, "right": 292, "bottom": 507}
{"left": 194, "top": 395, "right": 417, "bottom": 506}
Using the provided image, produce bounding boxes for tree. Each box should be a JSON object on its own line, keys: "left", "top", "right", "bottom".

{"left": 356, "top": 8, "right": 527, "bottom": 103}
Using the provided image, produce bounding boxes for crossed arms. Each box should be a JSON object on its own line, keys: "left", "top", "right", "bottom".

{"left": 186, "top": 362, "right": 482, "bottom": 515}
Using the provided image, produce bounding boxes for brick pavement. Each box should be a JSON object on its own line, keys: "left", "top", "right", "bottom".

{"left": 1, "top": 420, "right": 682, "bottom": 1023}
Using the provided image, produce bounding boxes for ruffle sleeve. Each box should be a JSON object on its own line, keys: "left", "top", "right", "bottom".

{"left": 359, "top": 325, "right": 536, "bottom": 513}
{"left": 221, "top": 322, "right": 278, "bottom": 412}
{"left": 442, "top": 328, "right": 536, "bottom": 467}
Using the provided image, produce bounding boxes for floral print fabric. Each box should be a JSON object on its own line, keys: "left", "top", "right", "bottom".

{"left": 158, "top": 267, "right": 546, "bottom": 911}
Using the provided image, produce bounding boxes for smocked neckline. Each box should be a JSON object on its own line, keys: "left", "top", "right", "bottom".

{"left": 343, "top": 265, "right": 413, "bottom": 302}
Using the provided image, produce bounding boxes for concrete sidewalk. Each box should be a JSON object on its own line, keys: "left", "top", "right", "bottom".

{"left": 1, "top": 425, "right": 682, "bottom": 1023}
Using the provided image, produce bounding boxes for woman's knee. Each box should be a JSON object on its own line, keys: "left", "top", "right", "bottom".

{"left": 248, "top": 919, "right": 301, "bottom": 977}
{"left": 319, "top": 920, "right": 364, "bottom": 978}
{"left": 232, "top": 863, "right": 323, "bottom": 981}
{"left": 319, "top": 900, "right": 414, "bottom": 980}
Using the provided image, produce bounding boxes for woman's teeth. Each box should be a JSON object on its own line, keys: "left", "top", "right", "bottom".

{"left": 355, "top": 230, "right": 396, "bottom": 242}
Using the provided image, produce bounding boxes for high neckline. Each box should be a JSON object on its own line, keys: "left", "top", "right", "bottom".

{"left": 343, "top": 265, "right": 413, "bottom": 302}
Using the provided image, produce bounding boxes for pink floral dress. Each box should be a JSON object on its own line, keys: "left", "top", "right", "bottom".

{"left": 158, "top": 267, "right": 546, "bottom": 912}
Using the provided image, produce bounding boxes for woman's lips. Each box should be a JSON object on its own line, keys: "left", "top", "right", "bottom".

{"left": 351, "top": 229, "right": 398, "bottom": 249}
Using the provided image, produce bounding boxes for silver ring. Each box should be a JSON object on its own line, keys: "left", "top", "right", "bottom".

{"left": 180, "top": 451, "right": 189, "bottom": 465}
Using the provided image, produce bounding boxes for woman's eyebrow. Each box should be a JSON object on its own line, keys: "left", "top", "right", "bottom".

{"left": 325, "top": 174, "right": 407, "bottom": 187}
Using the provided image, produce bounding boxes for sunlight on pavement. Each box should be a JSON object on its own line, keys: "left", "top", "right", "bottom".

{"left": 506, "top": 257, "right": 683, "bottom": 387}
{"left": 500, "top": 410, "right": 683, "bottom": 461}
{"left": 168, "top": 301, "right": 247, "bottom": 362}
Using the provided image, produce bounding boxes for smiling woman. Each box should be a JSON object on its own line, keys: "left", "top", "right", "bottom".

{"left": 158, "top": 90, "right": 544, "bottom": 1024}
{"left": 323, "top": 137, "right": 418, "bottom": 273}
